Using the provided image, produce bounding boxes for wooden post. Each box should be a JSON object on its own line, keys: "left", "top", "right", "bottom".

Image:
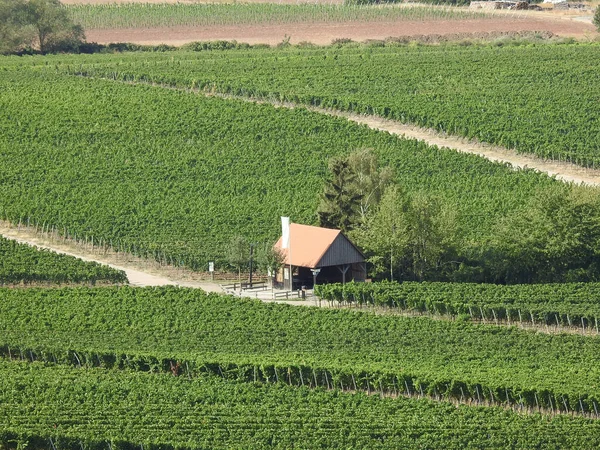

{"left": 337, "top": 264, "right": 350, "bottom": 284}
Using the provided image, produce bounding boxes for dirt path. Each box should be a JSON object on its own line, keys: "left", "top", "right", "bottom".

{"left": 1, "top": 220, "right": 597, "bottom": 335}
{"left": 323, "top": 109, "right": 600, "bottom": 186}
{"left": 94, "top": 77, "right": 600, "bottom": 185}
{"left": 0, "top": 221, "right": 223, "bottom": 292}
{"left": 195, "top": 89, "right": 600, "bottom": 185}
{"left": 4, "top": 76, "right": 600, "bottom": 304}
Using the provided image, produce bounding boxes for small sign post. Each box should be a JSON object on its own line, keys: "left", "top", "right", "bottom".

{"left": 311, "top": 268, "right": 321, "bottom": 306}
{"left": 209, "top": 261, "right": 214, "bottom": 281}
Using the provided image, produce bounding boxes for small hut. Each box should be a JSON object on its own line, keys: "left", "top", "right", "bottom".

{"left": 274, "top": 222, "right": 366, "bottom": 290}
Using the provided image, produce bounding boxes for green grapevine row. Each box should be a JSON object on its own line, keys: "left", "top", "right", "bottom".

{"left": 3, "top": 361, "right": 600, "bottom": 449}
{"left": 2, "top": 286, "right": 600, "bottom": 413}
{"left": 60, "top": 43, "right": 600, "bottom": 166}
{"left": 66, "top": 3, "right": 488, "bottom": 30}
{"left": 316, "top": 281, "right": 600, "bottom": 330}
{"left": 0, "top": 66, "right": 573, "bottom": 272}
{"left": 0, "top": 236, "right": 127, "bottom": 285}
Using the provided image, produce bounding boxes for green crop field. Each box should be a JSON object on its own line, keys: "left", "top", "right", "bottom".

{"left": 3, "top": 40, "right": 600, "bottom": 449}
{"left": 317, "top": 281, "right": 600, "bottom": 329}
{"left": 60, "top": 43, "right": 600, "bottom": 167}
{"left": 4, "top": 361, "right": 600, "bottom": 449}
{"left": 66, "top": 3, "right": 491, "bottom": 29}
{"left": 2, "top": 286, "right": 600, "bottom": 413}
{"left": 0, "top": 236, "right": 127, "bottom": 285}
{"left": 0, "top": 61, "right": 582, "bottom": 273}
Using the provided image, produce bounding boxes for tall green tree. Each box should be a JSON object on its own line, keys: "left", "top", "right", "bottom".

{"left": 0, "top": 0, "right": 28, "bottom": 55}
{"left": 405, "top": 193, "right": 457, "bottom": 281}
{"left": 317, "top": 157, "right": 362, "bottom": 233}
{"left": 226, "top": 235, "right": 249, "bottom": 283}
{"left": 347, "top": 148, "right": 394, "bottom": 223}
{"left": 594, "top": 5, "right": 600, "bottom": 31}
{"left": 350, "top": 185, "right": 409, "bottom": 280}
{"left": 318, "top": 149, "right": 393, "bottom": 233}
{"left": 488, "top": 186, "right": 600, "bottom": 283}
{"left": 255, "top": 243, "right": 285, "bottom": 278}
{"left": 0, "top": 0, "right": 84, "bottom": 54}
{"left": 352, "top": 187, "right": 459, "bottom": 281}
{"left": 26, "top": 0, "right": 84, "bottom": 53}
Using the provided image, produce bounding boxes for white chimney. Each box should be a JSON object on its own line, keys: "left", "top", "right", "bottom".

{"left": 281, "top": 216, "right": 290, "bottom": 249}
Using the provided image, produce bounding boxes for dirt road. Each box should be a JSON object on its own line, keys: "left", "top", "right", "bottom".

{"left": 0, "top": 222, "right": 223, "bottom": 292}
{"left": 194, "top": 89, "right": 600, "bottom": 186}
{"left": 325, "top": 109, "right": 600, "bottom": 186}
{"left": 3, "top": 72, "right": 600, "bottom": 294}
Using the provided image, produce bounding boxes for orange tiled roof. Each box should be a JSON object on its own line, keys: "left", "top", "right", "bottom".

{"left": 274, "top": 223, "right": 341, "bottom": 268}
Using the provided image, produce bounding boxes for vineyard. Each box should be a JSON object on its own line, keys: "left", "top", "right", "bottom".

{"left": 0, "top": 236, "right": 127, "bottom": 285}
{"left": 316, "top": 281, "right": 600, "bottom": 330}
{"left": 4, "top": 360, "right": 600, "bottom": 449}
{"left": 66, "top": 3, "right": 492, "bottom": 29}
{"left": 3, "top": 38, "right": 600, "bottom": 448}
{"left": 0, "top": 64, "right": 572, "bottom": 273}
{"left": 59, "top": 43, "right": 600, "bottom": 167}
{"left": 2, "top": 286, "right": 600, "bottom": 414}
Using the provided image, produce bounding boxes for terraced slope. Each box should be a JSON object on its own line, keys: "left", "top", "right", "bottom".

{"left": 61, "top": 43, "right": 600, "bottom": 166}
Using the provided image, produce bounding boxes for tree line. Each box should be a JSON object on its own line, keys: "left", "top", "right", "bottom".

{"left": 318, "top": 149, "right": 600, "bottom": 284}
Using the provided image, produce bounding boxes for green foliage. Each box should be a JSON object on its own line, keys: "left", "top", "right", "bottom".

{"left": 226, "top": 235, "right": 249, "bottom": 282}
{"left": 65, "top": 44, "right": 600, "bottom": 167}
{"left": 2, "top": 56, "right": 600, "bottom": 281}
{"left": 0, "top": 0, "right": 29, "bottom": 55}
{"left": 2, "top": 286, "right": 600, "bottom": 412}
{"left": 316, "top": 281, "right": 600, "bottom": 329}
{"left": 0, "top": 0, "right": 84, "bottom": 54}
{"left": 25, "top": 0, "right": 84, "bottom": 53}
{"left": 255, "top": 242, "right": 285, "bottom": 276}
{"left": 318, "top": 148, "right": 393, "bottom": 233}
{"left": 487, "top": 187, "right": 600, "bottom": 283}
{"left": 348, "top": 148, "right": 394, "bottom": 222}
{"left": 0, "top": 68, "right": 572, "bottom": 277}
{"left": 350, "top": 185, "right": 409, "bottom": 279}
{"left": 317, "top": 157, "right": 362, "bottom": 232}
{"left": 65, "top": 2, "right": 490, "bottom": 30}
{"left": 0, "top": 236, "right": 127, "bottom": 285}
{"left": 594, "top": 5, "right": 600, "bottom": 31}
{"left": 353, "top": 187, "right": 458, "bottom": 281}
{"left": 4, "top": 361, "right": 600, "bottom": 449}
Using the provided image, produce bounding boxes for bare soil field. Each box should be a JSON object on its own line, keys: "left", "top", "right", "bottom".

{"left": 85, "top": 16, "right": 596, "bottom": 45}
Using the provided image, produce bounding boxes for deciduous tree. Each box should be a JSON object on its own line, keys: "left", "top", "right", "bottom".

{"left": 0, "top": 0, "right": 84, "bottom": 54}
{"left": 226, "top": 235, "right": 249, "bottom": 283}
{"left": 347, "top": 148, "right": 394, "bottom": 223}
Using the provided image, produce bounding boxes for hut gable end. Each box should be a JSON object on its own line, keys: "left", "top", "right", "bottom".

{"left": 317, "top": 234, "right": 365, "bottom": 268}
